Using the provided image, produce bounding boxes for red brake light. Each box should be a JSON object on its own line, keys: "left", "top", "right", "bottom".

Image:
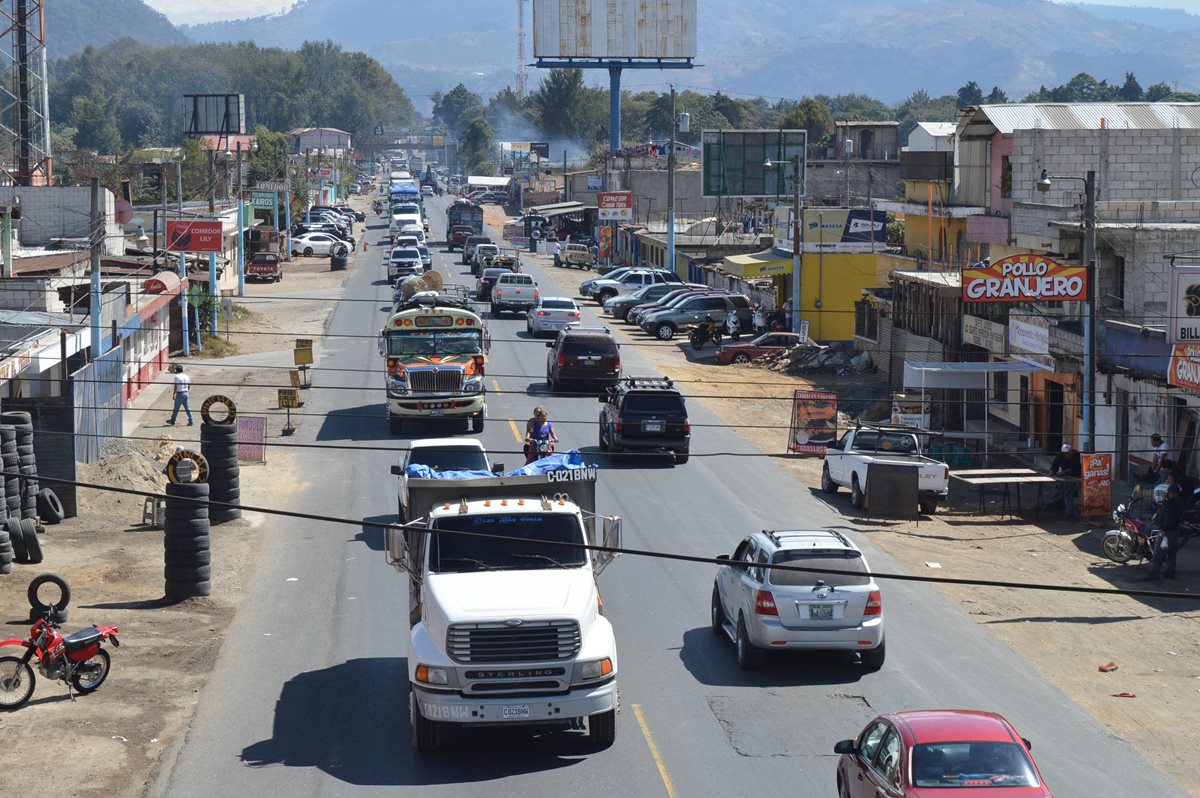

{"left": 683, "top": 421, "right": 691, "bottom": 434}
{"left": 864, "top": 590, "right": 882, "bottom": 616}
{"left": 538, "top": 310, "right": 549, "bottom": 316}
{"left": 755, "top": 590, "right": 778, "bottom": 616}
{"left": 569, "top": 311, "right": 580, "bottom": 318}
{"left": 613, "top": 356, "right": 621, "bottom": 370}
{"left": 615, "top": 421, "right": 624, "bottom": 433}
{"left": 556, "top": 355, "right": 566, "bottom": 368}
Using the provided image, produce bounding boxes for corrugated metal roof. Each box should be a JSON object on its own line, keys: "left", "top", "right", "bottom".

{"left": 915, "top": 122, "right": 956, "bottom": 137}
{"left": 892, "top": 270, "right": 961, "bottom": 287}
{"left": 960, "top": 103, "right": 1200, "bottom": 138}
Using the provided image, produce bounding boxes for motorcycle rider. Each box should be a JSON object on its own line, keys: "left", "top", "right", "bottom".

{"left": 524, "top": 406, "right": 559, "bottom": 463}
{"left": 1145, "top": 482, "right": 1184, "bottom": 581}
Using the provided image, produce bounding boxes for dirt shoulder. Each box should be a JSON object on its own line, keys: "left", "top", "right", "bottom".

{"left": 0, "top": 194, "right": 373, "bottom": 798}
{"left": 529, "top": 250, "right": 1200, "bottom": 794}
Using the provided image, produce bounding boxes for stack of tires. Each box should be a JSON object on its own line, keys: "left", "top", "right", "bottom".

{"left": 0, "top": 423, "right": 19, "bottom": 519}
{"left": 164, "top": 481, "right": 211, "bottom": 599}
{"left": 1, "top": 411, "right": 38, "bottom": 519}
{"left": 199, "top": 398, "right": 241, "bottom": 524}
{"left": 0, "top": 521, "right": 11, "bottom": 574}
{"left": 4, "top": 517, "right": 41, "bottom": 565}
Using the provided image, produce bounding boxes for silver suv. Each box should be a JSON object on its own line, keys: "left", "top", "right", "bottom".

{"left": 639, "top": 292, "right": 754, "bottom": 340}
{"left": 711, "top": 529, "right": 885, "bottom": 670}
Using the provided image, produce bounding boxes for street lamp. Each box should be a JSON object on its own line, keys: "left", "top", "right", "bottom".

{"left": 764, "top": 152, "right": 803, "bottom": 334}
{"left": 1036, "top": 168, "right": 1097, "bottom": 454}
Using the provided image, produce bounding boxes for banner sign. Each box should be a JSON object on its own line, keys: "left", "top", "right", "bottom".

{"left": 531, "top": 142, "right": 549, "bottom": 160}
{"left": 1169, "top": 344, "right": 1200, "bottom": 390}
{"left": 962, "top": 254, "right": 1086, "bottom": 303}
{"left": 1081, "top": 453, "right": 1113, "bottom": 517}
{"left": 166, "top": 220, "right": 223, "bottom": 252}
{"left": 598, "top": 226, "right": 614, "bottom": 257}
{"left": 787, "top": 390, "right": 838, "bottom": 454}
{"left": 1009, "top": 318, "right": 1050, "bottom": 355}
{"left": 250, "top": 190, "right": 276, "bottom": 210}
{"left": 598, "top": 191, "right": 634, "bottom": 221}
{"left": 801, "top": 209, "right": 886, "bottom": 253}
{"left": 962, "top": 315, "right": 1006, "bottom": 352}
{"left": 1169, "top": 266, "right": 1200, "bottom": 344}
{"left": 237, "top": 416, "right": 267, "bottom": 464}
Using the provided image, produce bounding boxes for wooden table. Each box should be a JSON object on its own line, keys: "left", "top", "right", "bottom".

{"left": 951, "top": 472, "right": 1065, "bottom": 517}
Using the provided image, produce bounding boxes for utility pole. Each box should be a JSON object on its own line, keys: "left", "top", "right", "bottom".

{"left": 89, "top": 177, "right": 102, "bottom": 358}
{"left": 155, "top": 168, "right": 166, "bottom": 267}
{"left": 1083, "top": 169, "right": 1097, "bottom": 454}
{"left": 843, "top": 138, "right": 852, "bottom": 206}
{"left": 666, "top": 83, "right": 676, "bottom": 275}
{"left": 236, "top": 141, "right": 245, "bottom": 297}
{"left": 176, "top": 157, "right": 189, "bottom": 357}
{"left": 792, "top": 155, "right": 802, "bottom": 335}
{"left": 867, "top": 169, "right": 875, "bottom": 255}
{"left": 207, "top": 148, "right": 215, "bottom": 214}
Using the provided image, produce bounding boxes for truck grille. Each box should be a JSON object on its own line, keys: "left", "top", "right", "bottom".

{"left": 408, "top": 368, "right": 464, "bottom": 393}
{"left": 447, "top": 620, "right": 581, "bottom": 664}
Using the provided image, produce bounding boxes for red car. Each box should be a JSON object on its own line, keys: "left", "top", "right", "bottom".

{"left": 715, "top": 331, "right": 805, "bottom": 364}
{"left": 835, "top": 710, "right": 1053, "bottom": 797}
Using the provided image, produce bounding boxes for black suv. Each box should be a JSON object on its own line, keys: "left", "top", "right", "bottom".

{"left": 598, "top": 377, "right": 690, "bottom": 464}
{"left": 546, "top": 327, "right": 621, "bottom": 393}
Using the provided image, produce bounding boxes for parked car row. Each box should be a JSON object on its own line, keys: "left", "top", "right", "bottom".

{"left": 592, "top": 279, "right": 756, "bottom": 342}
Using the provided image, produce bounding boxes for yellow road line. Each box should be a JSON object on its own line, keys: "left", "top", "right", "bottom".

{"left": 632, "top": 704, "right": 679, "bottom": 798}
{"left": 492, "top": 378, "right": 523, "bottom": 443}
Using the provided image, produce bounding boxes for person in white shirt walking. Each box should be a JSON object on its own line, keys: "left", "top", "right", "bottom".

{"left": 552, "top": 239, "right": 562, "bottom": 268}
{"left": 166, "top": 364, "right": 193, "bottom": 426}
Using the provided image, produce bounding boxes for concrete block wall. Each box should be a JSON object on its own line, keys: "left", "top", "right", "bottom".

{"left": 11, "top": 187, "right": 122, "bottom": 255}
{"left": 0, "top": 277, "right": 56, "bottom": 312}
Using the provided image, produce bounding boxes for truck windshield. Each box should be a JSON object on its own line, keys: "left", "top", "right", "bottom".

{"left": 386, "top": 330, "right": 483, "bottom": 356}
{"left": 429, "top": 513, "right": 587, "bottom": 572}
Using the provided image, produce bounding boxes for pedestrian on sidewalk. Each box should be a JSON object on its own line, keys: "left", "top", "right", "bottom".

{"left": 552, "top": 239, "right": 562, "bottom": 269}
{"left": 782, "top": 297, "right": 794, "bottom": 332}
{"left": 1146, "top": 483, "right": 1184, "bottom": 580}
{"left": 1146, "top": 433, "right": 1171, "bottom": 483}
{"left": 166, "top": 364, "right": 194, "bottom": 426}
{"left": 1046, "top": 442, "right": 1081, "bottom": 517}
{"left": 752, "top": 306, "right": 767, "bottom": 336}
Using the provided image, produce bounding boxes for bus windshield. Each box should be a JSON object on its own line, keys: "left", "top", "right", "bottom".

{"left": 386, "top": 330, "right": 483, "bottom": 357}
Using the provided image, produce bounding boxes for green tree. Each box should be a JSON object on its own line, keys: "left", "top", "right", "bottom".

{"left": 248, "top": 124, "right": 290, "bottom": 185}
{"left": 895, "top": 90, "right": 958, "bottom": 141}
{"left": 956, "top": 81, "right": 984, "bottom": 109}
{"left": 985, "top": 86, "right": 1008, "bottom": 103}
{"left": 435, "top": 84, "right": 485, "bottom": 137}
{"left": 779, "top": 98, "right": 834, "bottom": 147}
{"left": 1118, "top": 72, "right": 1143, "bottom": 101}
{"left": 71, "top": 89, "right": 121, "bottom": 153}
{"left": 817, "top": 93, "right": 895, "bottom": 122}
{"left": 462, "top": 116, "right": 495, "bottom": 175}
{"left": 1146, "top": 82, "right": 1173, "bottom": 101}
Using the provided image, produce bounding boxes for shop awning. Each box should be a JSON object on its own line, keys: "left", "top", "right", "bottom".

{"left": 723, "top": 250, "right": 791, "bottom": 279}
{"left": 904, "top": 360, "right": 1043, "bottom": 390}
{"left": 528, "top": 201, "right": 587, "bottom": 219}
{"left": 466, "top": 176, "right": 512, "bottom": 188}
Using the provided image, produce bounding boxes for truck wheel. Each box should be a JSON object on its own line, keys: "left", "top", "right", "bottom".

{"left": 674, "top": 450, "right": 689, "bottom": 465}
{"left": 821, "top": 464, "right": 839, "bottom": 494}
{"left": 850, "top": 476, "right": 864, "bottom": 509}
{"left": 919, "top": 500, "right": 937, "bottom": 515}
{"left": 471, "top": 413, "right": 484, "bottom": 434}
{"left": 410, "top": 691, "right": 442, "bottom": 752}
{"left": 588, "top": 708, "right": 616, "bottom": 748}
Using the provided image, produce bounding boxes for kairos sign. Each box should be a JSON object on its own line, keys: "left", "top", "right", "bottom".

{"left": 962, "top": 255, "right": 1086, "bottom": 303}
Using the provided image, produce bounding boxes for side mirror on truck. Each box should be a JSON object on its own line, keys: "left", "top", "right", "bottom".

{"left": 390, "top": 465, "right": 403, "bottom": 476}
{"left": 384, "top": 526, "right": 407, "bottom": 573}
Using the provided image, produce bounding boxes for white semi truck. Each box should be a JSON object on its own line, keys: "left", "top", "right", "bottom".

{"left": 385, "top": 465, "right": 623, "bottom": 751}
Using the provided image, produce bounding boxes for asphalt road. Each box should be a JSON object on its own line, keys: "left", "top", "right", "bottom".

{"left": 155, "top": 193, "right": 1187, "bottom": 797}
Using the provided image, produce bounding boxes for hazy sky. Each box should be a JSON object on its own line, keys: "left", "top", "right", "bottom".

{"left": 143, "top": 0, "right": 297, "bottom": 26}
{"left": 145, "top": 0, "right": 1200, "bottom": 27}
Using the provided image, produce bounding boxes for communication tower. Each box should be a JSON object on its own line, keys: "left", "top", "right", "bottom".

{"left": 0, "top": 0, "right": 50, "bottom": 185}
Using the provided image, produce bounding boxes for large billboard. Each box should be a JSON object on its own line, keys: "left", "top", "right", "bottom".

{"left": 598, "top": 191, "right": 633, "bottom": 221}
{"left": 533, "top": 0, "right": 697, "bottom": 60}
{"left": 962, "top": 254, "right": 1087, "bottom": 303}
{"left": 167, "top": 221, "right": 223, "bottom": 253}
{"left": 702, "top": 129, "right": 806, "bottom": 198}
{"left": 800, "top": 209, "right": 886, "bottom": 253}
{"left": 1169, "top": 265, "right": 1200, "bottom": 344}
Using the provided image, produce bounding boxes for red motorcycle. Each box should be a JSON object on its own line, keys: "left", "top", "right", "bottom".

{"left": 0, "top": 606, "right": 119, "bottom": 708}
{"left": 524, "top": 438, "right": 554, "bottom": 464}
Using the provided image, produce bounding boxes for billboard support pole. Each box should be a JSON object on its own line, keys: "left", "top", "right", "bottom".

{"left": 792, "top": 155, "right": 802, "bottom": 336}
{"left": 1084, "top": 169, "right": 1096, "bottom": 454}
{"left": 608, "top": 67, "right": 621, "bottom": 154}
{"left": 667, "top": 83, "right": 676, "bottom": 276}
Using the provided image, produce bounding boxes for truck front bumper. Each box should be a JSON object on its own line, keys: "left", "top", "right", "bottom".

{"left": 387, "top": 395, "right": 485, "bottom": 419}
{"left": 413, "top": 679, "right": 617, "bottom": 725}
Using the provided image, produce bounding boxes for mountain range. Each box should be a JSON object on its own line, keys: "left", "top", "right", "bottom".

{"left": 45, "top": 0, "right": 1200, "bottom": 107}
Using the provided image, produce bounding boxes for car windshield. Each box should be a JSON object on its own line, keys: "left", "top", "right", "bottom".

{"left": 386, "top": 330, "right": 483, "bottom": 356}
{"left": 408, "top": 447, "right": 489, "bottom": 472}
{"left": 911, "top": 742, "right": 1039, "bottom": 788}
{"left": 429, "top": 512, "right": 587, "bottom": 572}
{"left": 622, "top": 394, "right": 685, "bottom": 416}
{"left": 562, "top": 338, "right": 615, "bottom": 356}
{"left": 769, "top": 550, "right": 871, "bottom": 587}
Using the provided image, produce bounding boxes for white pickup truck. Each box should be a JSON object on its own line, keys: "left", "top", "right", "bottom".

{"left": 819, "top": 425, "right": 950, "bottom": 514}
{"left": 385, "top": 465, "right": 622, "bottom": 752}
{"left": 491, "top": 272, "right": 539, "bottom": 317}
